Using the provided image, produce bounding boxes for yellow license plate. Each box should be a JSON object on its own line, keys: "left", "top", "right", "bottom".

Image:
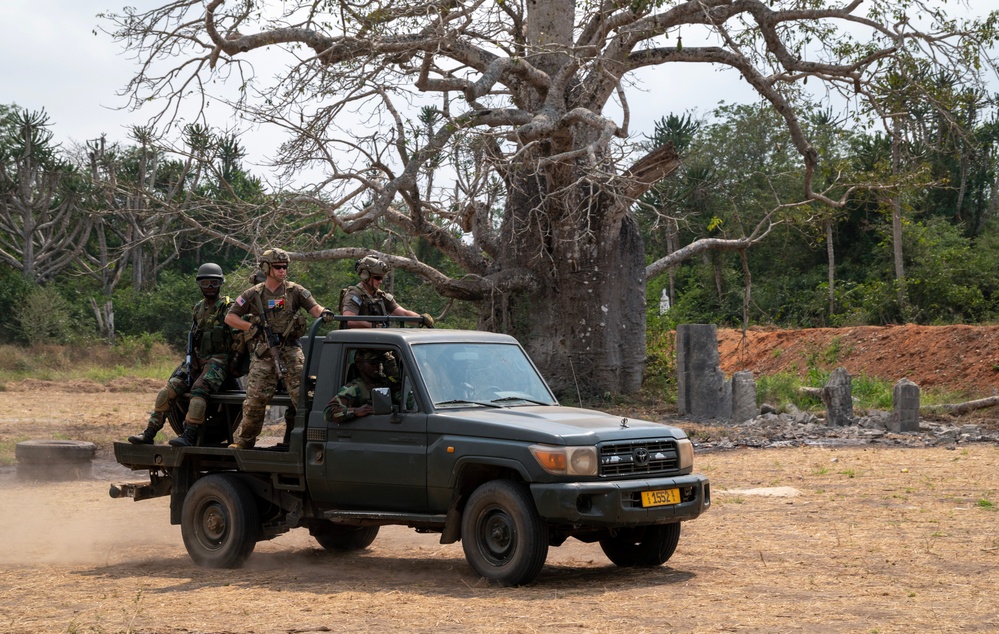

{"left": 641, "top": 488, "right": 681, "bottom": 507}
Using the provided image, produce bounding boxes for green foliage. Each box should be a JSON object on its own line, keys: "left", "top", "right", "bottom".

{"left": 14, "top": 287, "right": 74, "bottom": 346}
{"left": 643, "top": 317, "right": 677, "bottom": 396}
{"left": 0, "top": 267, "right": 34, "bottom": 342}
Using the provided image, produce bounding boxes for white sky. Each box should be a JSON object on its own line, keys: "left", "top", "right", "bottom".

{"left": 2, "top": 1, "right": 997, "bottom": 179}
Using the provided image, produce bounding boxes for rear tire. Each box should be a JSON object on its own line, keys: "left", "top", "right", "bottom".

{"left": 461, "top": 480, "right": 548, "bottom": 586}
{"left": 599, "top": 523, "right": 681, "bottom": 567}
{"left": 309, "top": 522, "right": 379, "bottom": 551}
{"left": 181, "top": 474, "right": 259, "bottom": 568}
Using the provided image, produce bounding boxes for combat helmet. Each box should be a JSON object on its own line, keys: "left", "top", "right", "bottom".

{"left": 355, "top": 255, "right": 389, "bottom": 281}
{"left": 259, "top": 248, "right": 291, "bottom": 274}
{"left": 196, "top": 262, "right": 225, "bottom": 282}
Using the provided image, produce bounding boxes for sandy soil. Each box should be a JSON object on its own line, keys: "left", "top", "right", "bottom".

{"left": 1, "top": 326, "right": 998, "bottom": 633}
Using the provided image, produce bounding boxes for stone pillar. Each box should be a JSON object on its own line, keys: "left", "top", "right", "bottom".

{"left": 890, "top": 378, "right": 920, "bottom": 432}
{"left": 821, "top": 367, "right": 853, "bottom": 426}
{"left": 731, "top": 370, "right": 758, "bottom": 423}
{"left": 676, "top": 324, "right": 732, "bottom": 419}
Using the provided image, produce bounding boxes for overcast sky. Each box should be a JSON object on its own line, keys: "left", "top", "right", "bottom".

{"left": 2, "top": 1, "right": 997, "bottom": 178}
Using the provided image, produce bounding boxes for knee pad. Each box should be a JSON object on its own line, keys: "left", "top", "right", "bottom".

{"left": 153, "top": 386, "right": 175, "bottom": 412}
{"left": 185, "top": 396, "right": 207, "bottom": 425}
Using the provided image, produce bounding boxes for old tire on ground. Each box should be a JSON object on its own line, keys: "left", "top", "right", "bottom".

{"left": 309, "top": 522, "right": 380, "bottom": 551}
{"left": 15, "top": 440, "right": 96, "bottom": 481}
{"left": 181, "top": 474, "right": 259, "bottom": 568}
{"left": 461, "top": 480, "right": 549, "bottom": 587}
{"left": 599, "top": 522, "right": 681, "bottom": 567}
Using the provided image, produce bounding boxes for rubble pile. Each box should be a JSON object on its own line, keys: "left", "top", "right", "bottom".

{"left": 683, "top": 406, "right": 999, "bottom": 451}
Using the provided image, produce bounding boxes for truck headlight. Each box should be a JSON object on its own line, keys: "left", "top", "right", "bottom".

{"left": 677, "top": 438, "right": 694, "bottom": 470}
{"left": 530, "top": 445, "right": 598, "bottom": 476}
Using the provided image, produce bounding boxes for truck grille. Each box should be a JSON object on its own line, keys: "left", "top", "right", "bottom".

{"left": 599, "top": 439, "right": 679, "bottom": 477}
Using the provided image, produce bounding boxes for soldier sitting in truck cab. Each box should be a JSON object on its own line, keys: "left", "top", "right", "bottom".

{"left": 323, "top": 350, "right": 400, "bottom": 424}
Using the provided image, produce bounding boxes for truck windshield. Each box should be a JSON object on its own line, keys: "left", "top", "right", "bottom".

{"left": 412, "top": 342, "right": 557, "bottom": 408}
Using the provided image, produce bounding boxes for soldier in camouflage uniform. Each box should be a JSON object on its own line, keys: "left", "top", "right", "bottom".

{"left": 224, "top": 248, "right": 335, "bottom": 449}
{"left": 128, "top": 263, "right": 236, "bottom": 447}
{"left": 323, "top": 350, "right": 397, "bottom": 424}
{"left": 340, "top": 255, "right": 434, "bottom": 328}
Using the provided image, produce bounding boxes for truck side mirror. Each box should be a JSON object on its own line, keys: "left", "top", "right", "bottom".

{"left": 371, "top": 387, "right": 393, "bottom": 416}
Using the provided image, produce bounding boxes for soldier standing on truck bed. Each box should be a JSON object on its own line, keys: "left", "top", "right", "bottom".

{"left": 340, "top": 255, "right": 434, "bottom": 328}
{"left": 128, "top": 263, "right": 236, "bottom": 447}
{"left": 224, "top": 248, "right": 336, "bottom": 449}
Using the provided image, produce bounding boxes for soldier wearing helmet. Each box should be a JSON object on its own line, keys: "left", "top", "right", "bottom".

{"left": 224, "top": 247, "right": 336, "bottom": 449}
{"left": 127, "top": 263, "right": 236, "bottom": 447}
{"left": 340, "top": 255, "right": 433, "bottom": 328}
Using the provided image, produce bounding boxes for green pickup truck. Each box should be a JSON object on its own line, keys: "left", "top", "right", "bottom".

{"left": 111, "top": 319, "right": 710, "bottom": 586}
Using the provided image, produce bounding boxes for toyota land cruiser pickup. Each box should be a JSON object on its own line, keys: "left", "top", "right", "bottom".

{"left": 111, "top": 317, "right": 710, "bottom": 586}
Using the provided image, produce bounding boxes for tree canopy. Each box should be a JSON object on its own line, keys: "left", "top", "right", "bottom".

{"left": 86, "top": 0, "right": 999, "bottom": 394}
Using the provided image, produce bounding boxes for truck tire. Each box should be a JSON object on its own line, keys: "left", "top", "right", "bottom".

{"left": 309, "top": 522, "right": 379, "bottom": 551}
{"left": 461, "top": 480, "right": 549, "bottom": 587}
{"left": 599, "top": 522, "right": 681, "bottom": 567}
{"left": 181, "top": 474, "right": 259, "bottom": 568}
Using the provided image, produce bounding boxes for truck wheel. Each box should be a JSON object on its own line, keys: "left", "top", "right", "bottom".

{"left": 181, "top": 474, "right": 259, "bottom": 568}
{"left": 461, "top": 480, "right": 548, "bottom": 586}
{"left": 309, "top": 522, "right": 379, "bottom": 551}
{"left": 599, "top": 522, "right": 681, "bottom": 567}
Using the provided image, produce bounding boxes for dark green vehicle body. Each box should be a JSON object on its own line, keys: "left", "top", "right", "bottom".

{"left": 112, "top": 324, "right": 710, "bottom": 585}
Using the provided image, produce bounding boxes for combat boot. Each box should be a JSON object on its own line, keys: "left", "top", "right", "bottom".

{"left": 168, "top": 424, "right": 200, "bottom": 447}
{"left": 128, "top": 413, "right": 165, "bottom": 444}
{"left": 228, "top": 437, "right": 255, "bottom": 450}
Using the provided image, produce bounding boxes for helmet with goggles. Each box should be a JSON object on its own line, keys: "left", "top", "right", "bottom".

{"left": 196, "top": 262, "right": 224, "bottom": 289}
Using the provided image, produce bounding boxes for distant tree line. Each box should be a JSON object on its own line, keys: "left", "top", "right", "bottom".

{"left": 3, "top": 83, "right": 999, "bottom": 382}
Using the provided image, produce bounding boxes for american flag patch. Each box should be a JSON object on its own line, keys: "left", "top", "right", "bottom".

{"left": 268, "top": 298, "right": 286, "bottom": 310}
{"left": 236, "top": 296, "right": 246, "bottom": 306}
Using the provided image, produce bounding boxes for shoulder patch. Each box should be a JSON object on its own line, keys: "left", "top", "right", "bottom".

{"left": 236, "top": 295, "right": 246, "bottom": 306}
{"left": 300, "top": 288, "right": 312, "bottom": 299}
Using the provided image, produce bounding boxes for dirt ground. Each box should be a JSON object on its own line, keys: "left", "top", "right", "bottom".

{"left": 1, "top": 325, "right": 998, "bottom": 633}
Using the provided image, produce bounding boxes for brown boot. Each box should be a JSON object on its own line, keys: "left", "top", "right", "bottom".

{"left": 228, "top": 436, "right": 255, "bottom": 450}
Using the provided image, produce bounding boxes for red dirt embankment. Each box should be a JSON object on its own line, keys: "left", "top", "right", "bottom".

{"left": 716, "top": 324, "right": 999, "bottom": 395}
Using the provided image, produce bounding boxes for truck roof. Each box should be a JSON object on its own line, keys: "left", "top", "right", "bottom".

{"left": 320, "top": 328, "right": 521, "bottom": 346}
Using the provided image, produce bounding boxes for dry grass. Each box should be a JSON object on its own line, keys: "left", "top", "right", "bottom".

{"left": 1, "top": 390, "right": 997, "bottom": 633}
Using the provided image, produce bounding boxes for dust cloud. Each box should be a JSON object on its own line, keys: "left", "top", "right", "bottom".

{"left": 0, "top": 468, "right": 181, "bottom": 566}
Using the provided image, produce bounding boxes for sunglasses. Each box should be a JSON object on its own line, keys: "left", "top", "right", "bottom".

{"left": 198, "top": 279, "right": 222, "bottom": 289}
{"left": 271, "top": 264, "right": 288, "bottom": 270}
{"left": 371, "top": 275, "right": 383, "bottom": 281}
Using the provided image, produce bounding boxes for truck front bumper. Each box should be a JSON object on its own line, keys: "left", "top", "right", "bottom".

{"left": 530, "top": 474, "right": 710, "bottom": 527}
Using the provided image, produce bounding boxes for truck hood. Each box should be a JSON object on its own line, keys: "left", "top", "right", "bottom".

{"left": 429, "top": 405, "right": 687, "bottom": 445}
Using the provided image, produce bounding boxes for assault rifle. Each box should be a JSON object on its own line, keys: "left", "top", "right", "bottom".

{"left": 184, "top": 315, "right": 197, "bottom": 388}
{"left": 254, "top": 295, "right": 286, "bottom": 380}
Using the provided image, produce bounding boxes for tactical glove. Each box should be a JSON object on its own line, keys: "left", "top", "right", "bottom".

{"left": 321, "top": 308, "right": 336, "bottom": 323}
{"left": 420, "top": 313, "right": 435, "bottom": 327}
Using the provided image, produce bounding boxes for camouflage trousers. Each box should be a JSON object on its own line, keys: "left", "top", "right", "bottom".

{"left": 233, "top": 346, "right": 304, "bottom": 443}
{"left": 153, "top": 356, "right": 228, "bottom": 426}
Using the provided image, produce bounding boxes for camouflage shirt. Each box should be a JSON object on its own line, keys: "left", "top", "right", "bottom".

{"left": 228, "top": 281, "right": 318, "bottom": 337}
{"left": 323, "top": 377, "right": 391, "bottom": 424}
{"left": 191, "top": 296, "right": 235, "bottom": 363}
{"left": 340, "top": 284, "right": 400, "bottom": 317}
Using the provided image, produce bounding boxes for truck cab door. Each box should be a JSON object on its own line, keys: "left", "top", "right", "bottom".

{"left": 323, "top": 351, "right": 429, "bottom": 512}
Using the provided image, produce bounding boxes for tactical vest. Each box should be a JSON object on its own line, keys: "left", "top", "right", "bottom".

{"left": 339, "top": 285, "right": 391, "bottom": 314}
{"left": 194, "top": 297, "right": 233, "bottom": 359}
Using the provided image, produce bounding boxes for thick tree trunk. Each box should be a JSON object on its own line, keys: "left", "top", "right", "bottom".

{"left": 482, "top": 168, "right": 647, "bottom": 396}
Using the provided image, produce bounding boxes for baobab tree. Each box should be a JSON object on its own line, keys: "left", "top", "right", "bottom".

{"left": 105, "top": 0, "right": 998, "bottom": 395}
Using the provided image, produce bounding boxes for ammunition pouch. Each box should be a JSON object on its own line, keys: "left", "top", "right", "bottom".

{"left": 197, "top": 324, "right": 230, "bottom": 358}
